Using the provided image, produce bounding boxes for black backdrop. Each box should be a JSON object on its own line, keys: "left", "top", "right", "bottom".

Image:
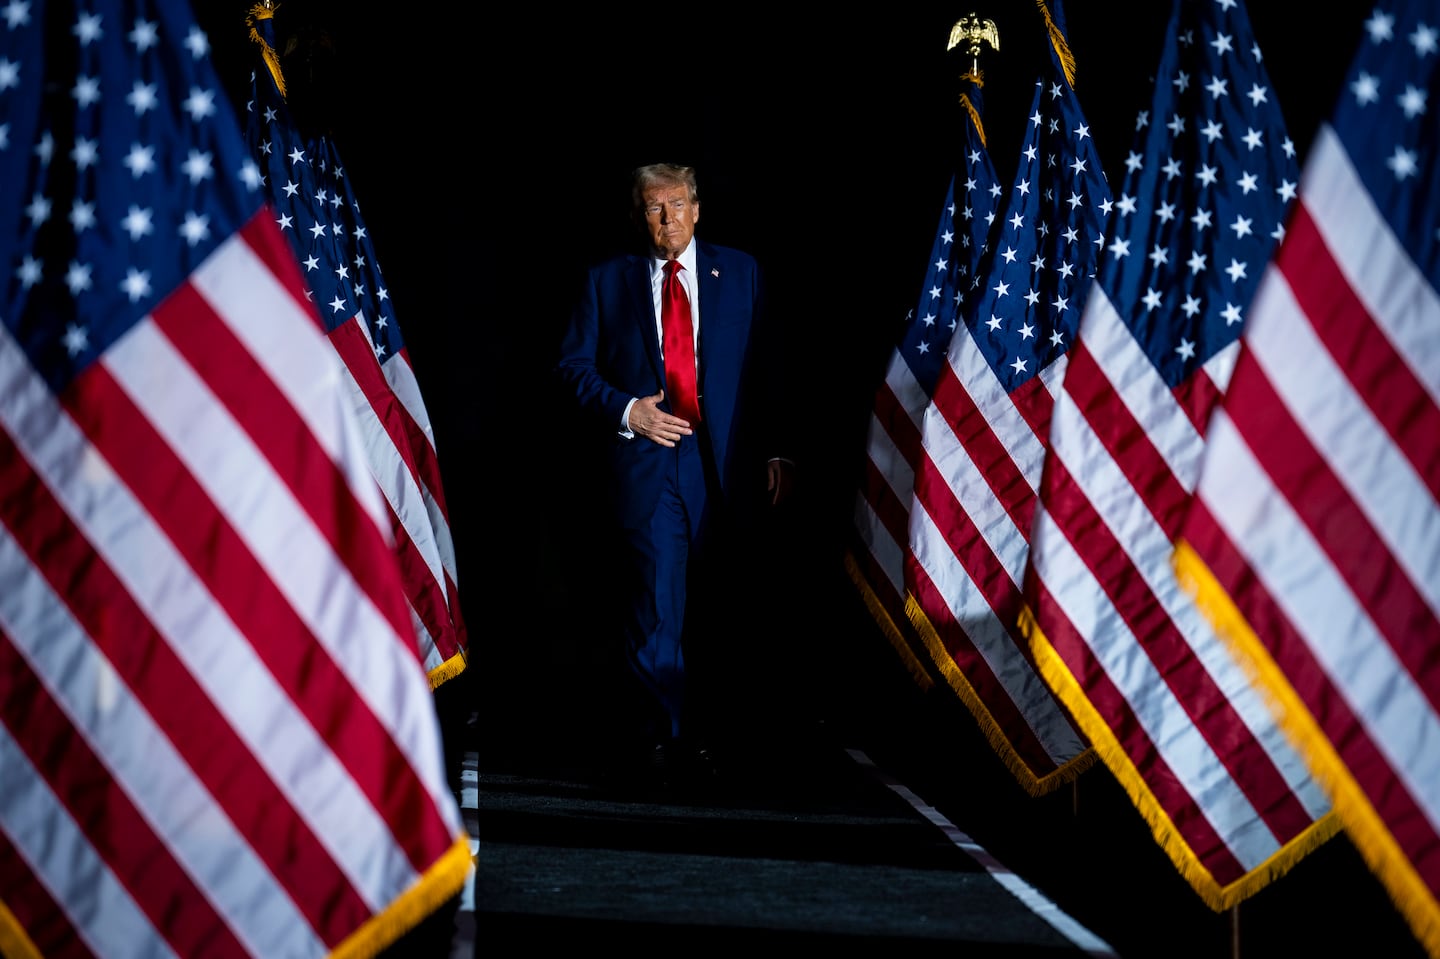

{"left": 196, "top": 1, "right": 1366, "bottom": 715}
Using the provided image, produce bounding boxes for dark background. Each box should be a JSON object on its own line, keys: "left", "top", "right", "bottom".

{"left": 188, "top": 0, "right": 1370, "bottom": 754}
{"left": 200, "top": 0, "right": 1359, "bottom": 671}
{"left": 199, "top": 0, "right": 1367, "bottom": 750}
{"left": 192, "top": 5, "right": 1435, "bottom": 957}
{"left": 195, "top": 0, "right": 1373, "bottom": 728}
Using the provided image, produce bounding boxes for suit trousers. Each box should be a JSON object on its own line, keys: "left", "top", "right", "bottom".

{"left": 618, "top": 432, "right": 709, "bottom": 744}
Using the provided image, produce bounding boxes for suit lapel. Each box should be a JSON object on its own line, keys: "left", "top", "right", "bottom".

{"left": 626, "top": 255, "right": 665, "bottom": 384}
{"left": 695, "top": 245, "right": 725, "bottom": 398}
{"left": 696, "top": 243, "right": 725, "bottom": 344}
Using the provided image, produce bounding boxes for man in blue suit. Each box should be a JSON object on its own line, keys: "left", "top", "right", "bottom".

{"left": 556, "top": 162, "right": 795, "bottom": 786}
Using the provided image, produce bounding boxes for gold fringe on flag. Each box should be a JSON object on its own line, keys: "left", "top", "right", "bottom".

{"left": 428, "top": 650, "right": 468, "bottom": 690}
{"left": 0, "top": 899, "right": 42, "bottom": 959}
{"left": 1035, "top": 0, "right": 1077, "bottom": 89}
{"left": 843, "top": 551, "right": 936, "bottom": 692}
{"left": 906, "top": 593, "right": 1096, "bottom": 798}
{"left": 958, "top": 70, "right": 988, "bottom": 150}
{"left": 1018, "top": 599, "right": 1342, "bottom": 911}
{"left": 1173, "top": 539, "right": 1440, "bottom": 951}
{"left": 245, "top": 1, "right": 287, "bottom": 100}
{"left": 331, "top": 834, "right": 474, "bottom": 959}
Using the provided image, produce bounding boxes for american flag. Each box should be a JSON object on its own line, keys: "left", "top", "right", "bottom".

{"left": 0, "top": 1, "right": 470, "bottom": 956}
{"left": 1018, "top": 0, "right": 1337, "bottom": 908}
{"left": 904, "top": 2, "right": 1099, "bottom": 795}
{"left": 243, "top": 5, "right": 468, "bottom": 686}
{"left": 848, "top": 65, "right": 1003, "bottom": 690}
{"left": 1175, "top": 0, "right": 1440, "bottom": 949}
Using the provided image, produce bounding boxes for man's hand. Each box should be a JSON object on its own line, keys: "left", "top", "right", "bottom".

{"left": 629, "top": 391, "right": 693, "bottom": 446}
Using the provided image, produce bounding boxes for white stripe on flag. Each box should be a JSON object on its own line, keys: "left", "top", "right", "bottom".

{"left": 1192, "top": 406, "right": 1440, "bottom": 820}
{"left": 0, "top": 546, "right": 322, "bottom": 958}
{"left": 335, "top": 338, "right": 448, "bottom": 591}
{"left": 0, "top": 723, "right": 184, "bottom": 959}
{"left": 381, "top": 353, "right": 437, "bottom": 449}
{"left": 1052, "top": 306, "right": 1329, "bottom": 809}
{"left": 188, "top": 236, "right": 387, "bottom": 531}
{"left": 3, "top": 313, "right": 421, "bottom": 912}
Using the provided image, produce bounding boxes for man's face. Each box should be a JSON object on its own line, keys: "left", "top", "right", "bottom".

{"left": 642, "top": 184, "right": 699, "bottom": 259}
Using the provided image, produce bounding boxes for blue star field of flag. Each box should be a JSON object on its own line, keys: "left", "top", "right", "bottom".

{"left": 1, "top": 0, "right": 263, "bottom": 393}
{"left": 967, "top": 22, "right": 1113, "bottom": 395}
{"left": 242, "top": 17, "right": 403, "bottom": 364}
{"left": 1335, "top": 1, "right": 1440, "bottom": 293}
{"left": 897, "top": 74, "right": 1002, "bottom": 391}
{"left": 1095, "top": 0, "right": 1298, "bottom": 388}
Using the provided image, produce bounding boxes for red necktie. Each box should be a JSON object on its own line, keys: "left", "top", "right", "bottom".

{"left": 661, "top": 260, "right": 701, "bottom": 423}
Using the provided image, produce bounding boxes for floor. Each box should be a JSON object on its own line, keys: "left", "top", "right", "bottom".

{"left": 457, "top": 627, "right": 1433, "bottom": 959}
{"left": 449, "top": 723, "right": 477, "bottom": 959}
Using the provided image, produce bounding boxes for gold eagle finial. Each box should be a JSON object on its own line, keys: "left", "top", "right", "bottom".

{"left": 947, "top": 13, "right": 1000, "bottom": 75}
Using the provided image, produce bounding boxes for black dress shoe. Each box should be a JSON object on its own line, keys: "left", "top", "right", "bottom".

{"left": 623, "top": 740, "right": 676, "bottom": 793}
{"left": 675, "top": 742, "right": 723, "bottom": 793}
{"left": 690, "top": 745, "right": 719, "bottom": 777}
{"left": 648, "top": 741, "right": 671, "bottom": 774}
{"left": 593, "top": 739, "right": 673, "bottom": 795}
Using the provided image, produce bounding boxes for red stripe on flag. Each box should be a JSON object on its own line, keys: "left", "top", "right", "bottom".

{"left": 381, "top": 349, "right": 461, "bottom": 598}
{"left": 386, "top": 500, "right": 456, "bottom": 652}
{"left": 925, "top": 361, "right": 1038, "bottom": 536}
{"left": 1178, "top": 495, "right": 1432, "bottom": 848}
{"left": 1035, "top": 451, "right": 1320, "bottom": 840}
{"left": 911, "top": 447, "right": 1025, "bottom": 625}
{"left": 1280, "top": 205, "right": 1440, "bottom": 496}
{"left": 64, "top": 338, "right": 453, "bottom": 872}
{"left": 858, "top": 463, "right": 909, "bottom": 586}
{"left": 857, "top": 382, "right": 925, "bottom": 635}
{"left": 150, "top": 276, "right": 414, "bottom": 647}
{"left": 851, "top": 473, "right": 916, "bottom": 661}
{"left": 1024, "top": 571, "right": 1245, "bottom": 884}
{"left": 1174, "top": 497, "right": 1338, "bottom": 709}
{"left": 1220, "top": 356, "right": 1440, "bottom": 694}
{"left": 905, "top": 558, "right": 1058, "bottom": 772}
{"left": 327, "top": 316, "right": 458, "bottom": 656}
{"left": 0, "top": 781, "right": 97, "bottom": 959}
{"left": 0, "top": 407, "right": 373, "bottom": 945}
{"left": 243, "top": 212, "right": 325, "bottom": 334}
{"left": 328, "top": 317, "right": 425, "bottom": 492}
{"left": 0, "top": 628, "right": 247, "bottom": 958}
{"left": 389, "top": 349, "right": 454, "bottom": 520}
{"left": 1007, "top": 371, "right": 1058, "bottom": 455}
{"left": 864, "top": 385, "right": 920, "bottom": 542}
{"left": 441, "top": 566, "right": 467, "bottom": 653}
{"left": 1172, "top": 362, "right": 1223, "bottom": 438}
{"left": 1062, "top": 342, "right": 1194, "bottom": 537}
{"left": 908, "top": 336, "right": 1088, "bottom": 786}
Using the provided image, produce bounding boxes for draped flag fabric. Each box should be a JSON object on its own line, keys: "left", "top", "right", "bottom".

{"left": 1018, "top": 0, "right": 1338, "bottom": 908}
{"left": 244, "top": 5, "right": 468, "bottom": 687}
{"left": 0, "top": 2, "right": 471, "bottom": 957}
{"left": 1174, "top": 0, "right": 1440, "bottom": 951}
{"left": 848, "top": 67, "right": 1004, "bottom": 688}
{"left": 905, "top": 1, "right": 1101, "bottom": 796}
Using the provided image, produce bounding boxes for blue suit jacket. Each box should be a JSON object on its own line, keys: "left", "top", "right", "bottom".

{"left": 556, "top": 239, "right": 782, "bottom": 529}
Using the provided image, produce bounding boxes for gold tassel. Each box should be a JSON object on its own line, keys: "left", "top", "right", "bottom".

{"left": 245, "top": 2, "right": 287, "bottom": 100}
{"left": 957, "top": 70, "right": 988, "bottom": 150}
{"left": 1034, "top": 0, "right": 1077, "bottom": 89}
